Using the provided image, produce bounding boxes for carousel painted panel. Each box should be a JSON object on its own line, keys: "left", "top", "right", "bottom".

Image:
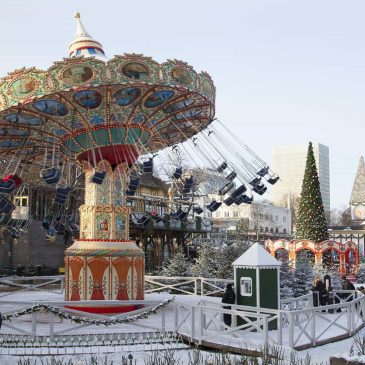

{"left": 68, "top": 256, "right": 85, "bottom": 301}
{"left": 86, "top": 257, "right": 109, "bottom": 301}
{"left": 95, "top": 212, "right": 111, "bottom": 240}
{"left": 112, "top": 256, "right": 132, "bottom": 300}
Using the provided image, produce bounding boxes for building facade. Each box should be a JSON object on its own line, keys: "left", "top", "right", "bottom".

{"left": 207, "top": 193, "right": 291, "bottom": 240}
{"left": 270, "top": 143, "right": 330, "bottom": 212}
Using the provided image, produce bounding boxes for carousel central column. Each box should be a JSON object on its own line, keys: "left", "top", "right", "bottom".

{"left": 65, "top": 160, "right": 144, "bottom": 303}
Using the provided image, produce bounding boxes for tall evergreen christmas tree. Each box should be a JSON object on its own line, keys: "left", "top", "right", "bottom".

{"left": 295, "top": 142, "right": 328, "bottom": 243}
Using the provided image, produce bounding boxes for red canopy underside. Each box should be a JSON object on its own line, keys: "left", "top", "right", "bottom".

{"left": 77, "top": 145, "right": 139, "bottom": 166}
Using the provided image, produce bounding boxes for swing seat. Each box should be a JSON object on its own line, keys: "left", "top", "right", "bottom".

{"left": 41, "top": 219, "right": 50, "bottom": 231}
{"left": 0, "top": 196, "right": 15, "bottom": 214}
{"left": 182, "top": 176, "right": 194, "bottom": 194}
{"left": 226, "top": 171, "right": 237, "bottom": 181}
{"left": 173, "top": 209, "right": 187, "bottom": 220}
{"left": 126, "top": 189, "right": 136, "bottom": 196}
{"left": 143, "top": 159, "right": 154, "bottom": 174}
{"left": 219, "top": 181, "right": 234, "bottom": 195}
{"left": 231, "top": 185, "right": 247, "bottom": 198}
{"left": 217, "top": 161, "right": 228, "bottom": 173}
{"left": 126, "top": 176, "right": 140, "bottom": 196}
{"left": 0, "top": 180, "right": 15, "bottom": 194}
{"left": 267, "top": 176, "right": 279, "bottom": 185}
{"left": 223, "top": 196, "right": 236, "bottom": 206}
{"left": 249, "top": 177, "right": 261, "bottom": 187}
{"left": 91, "top": 171, "right": 106, "bottom": 185}
{"left": 55, "top": 187, "right": 71, "bottom": 205}
{"left": 42, "top": 168, "right": 61, "bottom": 185}
{"left": 193, "top": 206, "right": 203, "bottom": 215}
{"left": 235, "top": 194, "right": 253, "bottom": 205}
{"left": 257, "top": 166, "right": 269, "bottom": 177}
{"left": 206, "top": 200, "right": 222, "bottom": 212}
{"left": 0, "top": 174, "right": 22, "bottom": 194}
{"left": 253, "top": 185, "right": 267, "bottom": 195}
{"left": 138, "top": 215, "right": 151, "bottom": 227}
{"left": 173, "top": 167, "right": 183, "bottom": 179}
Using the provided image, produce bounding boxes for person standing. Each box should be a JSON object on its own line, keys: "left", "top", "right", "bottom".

{"left": 222, "top": 283, "right": 236, "bottom": 326}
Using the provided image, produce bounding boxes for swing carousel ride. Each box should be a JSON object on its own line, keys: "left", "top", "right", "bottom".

{"left": 0, "top": 14, "right": 278, "bottom": 304}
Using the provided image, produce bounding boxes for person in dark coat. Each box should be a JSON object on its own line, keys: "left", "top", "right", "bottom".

{"left": 222, "top": 283, "right": 236, "bottom": 326}
{"left": 312, "top": 278, "right": 327, "bottom": 307}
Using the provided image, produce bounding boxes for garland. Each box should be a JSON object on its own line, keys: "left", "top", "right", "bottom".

{"left": 1, "top": 297, "right": 174, "bottom": 326}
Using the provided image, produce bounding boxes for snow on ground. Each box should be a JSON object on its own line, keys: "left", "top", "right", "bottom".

{"left": 0, "top": 290, "right": 363, "bottom": 364}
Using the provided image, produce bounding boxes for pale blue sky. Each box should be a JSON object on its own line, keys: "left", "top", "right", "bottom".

{"left": 0, "top": 0, "right": 364, "bottom": 209}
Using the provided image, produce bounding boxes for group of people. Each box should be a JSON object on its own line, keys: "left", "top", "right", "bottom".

{"left": 312, "top": 275, "right": 355, "bottom": 307}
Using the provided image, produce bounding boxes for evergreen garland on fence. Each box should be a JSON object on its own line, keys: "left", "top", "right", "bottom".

{"left": 1, "top": 297, "right": 174, "bottom": 326}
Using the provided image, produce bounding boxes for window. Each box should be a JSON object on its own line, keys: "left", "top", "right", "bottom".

{"left": 234, "top": 211, "right": 239, "bottom": 218}
{"left": 240, "top": 277, "right": 252, "bottom": 297}
{"left": 275, "top": 215, "right": 278, "bottom": 222}
{"left": 283, "top": 216, "right": 286, "bottom": 223}
{"left": 224, "top": 211, "right": 229, "bottom": 218}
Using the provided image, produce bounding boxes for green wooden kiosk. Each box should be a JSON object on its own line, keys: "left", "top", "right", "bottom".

{"left": 232, "top": 243, "right": 281, "bottom": 329}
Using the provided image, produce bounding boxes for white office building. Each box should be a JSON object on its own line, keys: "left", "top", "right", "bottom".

{"left": 270, "top": 143, "right": 330, "bottom": 212}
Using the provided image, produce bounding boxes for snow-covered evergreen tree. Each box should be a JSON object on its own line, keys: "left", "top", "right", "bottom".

{"left": 294, "top": 251, "right": 314, "bottom": 297}
{"left": 328, "top": 267, "right": 342, "bottom": 290}
{"left": 192, "top": 244, "right": 220, "bottom": 278}
{"left": 192, "top": 241, "right": 251, "bottom": 279}
{"left": 160, "top": 247, "right": 191, "bottom": 277}
{"left": 313, "top": 263, "right": 327, "bottom": 281}
{"left": 280, "top": 257, "right": 296, "bottom": 299}
{"left": 357, "top": 262, "right": 365, "bottom": 284}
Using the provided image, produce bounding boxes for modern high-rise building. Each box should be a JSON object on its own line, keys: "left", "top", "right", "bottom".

{"left": 270, "top": 143, "right": 330, "bottom": 212}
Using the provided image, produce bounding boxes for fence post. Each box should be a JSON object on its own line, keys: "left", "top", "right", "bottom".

{"left": 161, "top": 308, "right": 166, "bottom": 335}
{"left": 347, "top": 301, "right": 352, "bottom": 336}
{"left": 60, "top": 276, "right": 64, "bottom": 294}
{"left": 311, "top": 309, "right": 316, "bottom": 347}
{"left": 199, "top": 307, "right": 204, "bottom": 337}
{"left": 191, "top": 306, "right": 195, "bottom": 342}
{"left": 194, "top": 278, "right": 198, "bottom": 296}
{"left": 263, "top": 316, "right": 268, "bottom": 345}
{"left": 31, "top": 312, "right": 37, "bottom": 337}
{"left": 49, "top": 313, "right": 54, "bottom": 339}
{"left": 277, "top": 311, "right": 282, "bottom": 346}
{"left": 288, "top": 312, "right": 294, "bottom": 348}
{"left": 200, "top": 278, "right": 204, "bottom": 296}
{"left": 174, "top": 303, "right": 178, "bottom": 333}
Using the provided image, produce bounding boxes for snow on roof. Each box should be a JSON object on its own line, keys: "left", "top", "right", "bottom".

{"left": 232, "top": 243, "right": 281, "bottom": 268}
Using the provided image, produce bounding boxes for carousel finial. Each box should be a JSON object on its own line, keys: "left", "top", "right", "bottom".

{"left": 68, "top": 13, "right": 107, "bottom": 61}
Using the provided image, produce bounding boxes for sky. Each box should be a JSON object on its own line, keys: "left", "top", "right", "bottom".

{"left": 0, "top": 0, "right": 364, "bottom": 209}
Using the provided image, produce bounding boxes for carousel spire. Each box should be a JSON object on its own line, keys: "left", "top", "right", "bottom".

{"left": 68, "top": 13, "right": 107, "bottom": 61}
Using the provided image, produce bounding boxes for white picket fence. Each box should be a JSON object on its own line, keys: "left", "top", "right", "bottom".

{"left": 1, "top": 275, "right": 365, "bottom": 353}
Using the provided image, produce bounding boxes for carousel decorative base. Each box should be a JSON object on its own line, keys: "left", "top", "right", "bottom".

{"left": 65, "top": 240, "right": 145, "bottom": 302}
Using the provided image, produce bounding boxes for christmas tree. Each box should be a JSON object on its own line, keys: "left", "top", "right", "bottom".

{"left": 356, "top": 262, "right": 365, "bottom": 284}
{"left": 160, "top": 247, "right": 191, "bottom": 277}
{"left": 280, "top": 256, "right": 296, "bottom": 299}
{"left": 295, "top": 142, "right": 328, "bottom": 243}
{"left": 294, "top": 251, "right": 314, "bottom": 297}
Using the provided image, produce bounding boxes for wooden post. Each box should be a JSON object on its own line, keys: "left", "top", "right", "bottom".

{"left": 31, "top": 312, "right": 37, "bottom": 337}
{"left": 191, "top": 306, "right": 195, "bottom": 342}
{"left": 288, "top": 312, "right": 294, "bottom": 348}
{"left": 311, "top": 309, "right": 316, "bottom": 346}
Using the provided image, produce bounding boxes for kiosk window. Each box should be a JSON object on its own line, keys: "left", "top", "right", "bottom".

{"left": 240, "top": 277, "right": 252, "bottom": 297}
